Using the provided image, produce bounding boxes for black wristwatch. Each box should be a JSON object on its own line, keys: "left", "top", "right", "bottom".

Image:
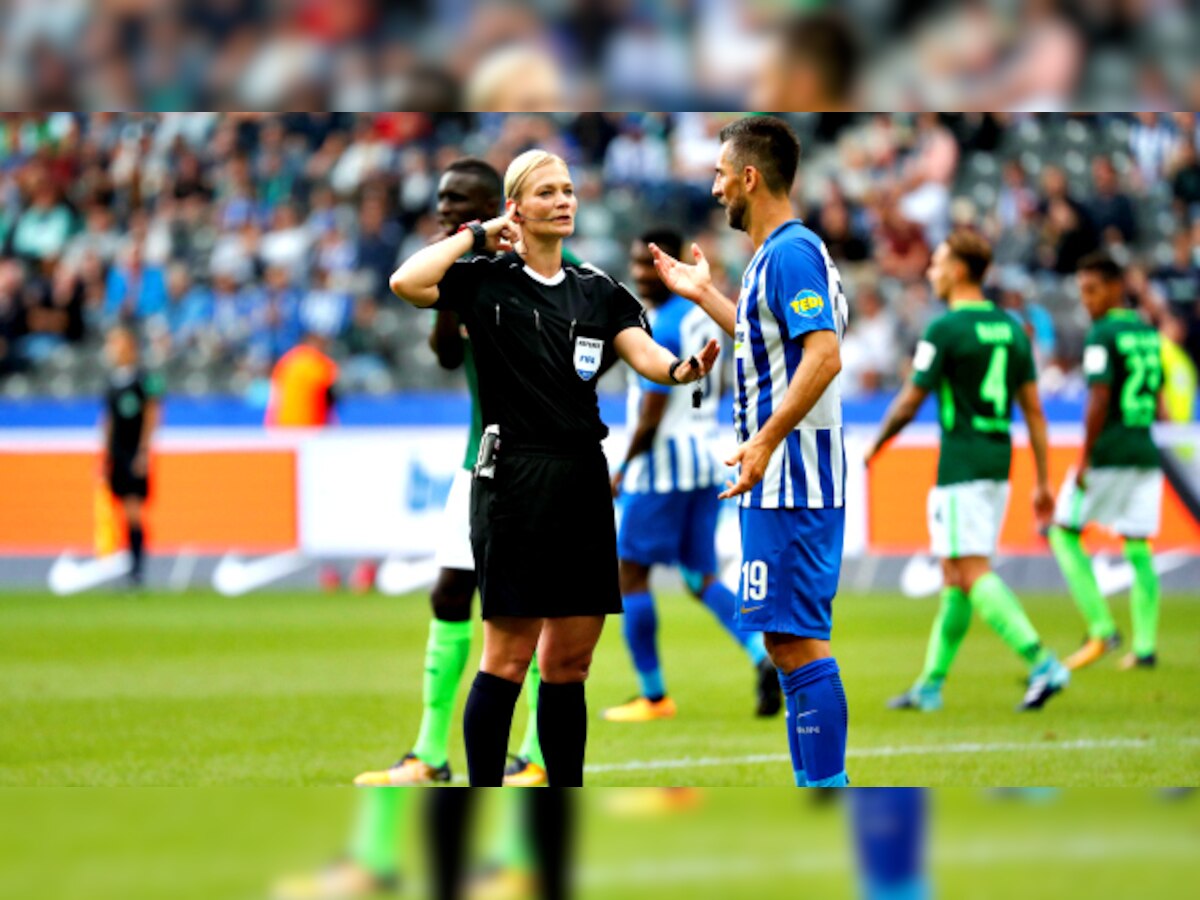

{"left": 457, "top": 220, "right": 488, "bottom": 255}
{"left": 668, "top": 357, "right": 698, "bottom": 384}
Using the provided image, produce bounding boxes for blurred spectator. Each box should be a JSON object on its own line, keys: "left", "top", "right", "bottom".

{"left": 1169, "top": 139, "right": 1200, "bottom": 213}
{"left": 156, "top": 264, "right": 212, "bottom": 357}
{"left": 1151, "top": 231, "right": 1200, "bottom": 313}
{"left": 996, "top": 159, "right": 1037, "bottom": 231}
{"left": 299, "top": 267, "right": 351, "bottom": 340}
{"left": 1037, "top": 165, "right": 1098, "bottom": 274}
{"left": 874, "top": 192, "right": 930, "bottom": 283}
{"left": 341, "top": 295, "right": 395, "bottom": 391}
{"left": 898, "top": 113, "right": 957, "bottom": 248}
{"left": 748, "top": 12, "right": 863, "bottom": 111}
{"left": 840, "top": 283, "right": 899, "bottom": 395}
{"left": 354, "top": 193, "right": 402, "bottom": 289}
{"left": 104, "top": 244, "right": 167, "bottom": 324}
{"left": 0, "top": 259, "right": 27, "bottom": 374}
{"left": 603, "top": 118, "right": 670, "bottom": 190}
{"left": 63, "top": 202, "right": 122, "bottom": 270}
{"left": 10, "top": 167, "right": 73, "bottom": 261}
{"left": 997, "top": 268, "right": 1056, "bottom": 365}
{"left": 818, "top": 196, "right": 871, "bottom": 266}
{"left": 259, "top": 202, "right": 311, "bottom": 281}
{"left": 20, "top": 257, "right": 83, "bottom": 363}
{"left": 1086, "top": 156, "right": 1137, "bottom": 245}
{"left": 248, "top": 265, "right": 302, "bottom": 366}
{"left": 1129, "top": 112, "right": 1178, "bottom": 187}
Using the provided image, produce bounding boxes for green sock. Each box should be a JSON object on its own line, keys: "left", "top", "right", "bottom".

{"left": 1124, "top": 539, "right": 1160, "bottom": 658}
{"left": 485, "top": 791, "right": 534, "bottom": 870}
{"left": 411, "top": 618, "right": 472, "bottom": 767}
{"left": 1048, "top": 526, "right": 1116, "bottom": 640}
{"left": 516, "top": 655, "right": 544, "bottom": 767}
{"left": 349, "top": 788, "right": 408, "bottom": 877}
{"left": 969, "top": 572, "right": 1045, "bottom": 666}
{"left": 919, "top": 587, "right": 972, "bottom": 685}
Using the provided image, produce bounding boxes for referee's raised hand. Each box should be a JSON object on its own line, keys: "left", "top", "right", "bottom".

{"left": 482, "top": 208, "right": 522, "bottom": 254}
{"left": 648, "top": 241, "right": 712, "bottom": 303}
{"left": 670, "top": 337, "right": 720, "bottom": 384}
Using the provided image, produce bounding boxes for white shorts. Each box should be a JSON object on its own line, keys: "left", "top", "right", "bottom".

{"left": 1053, "top": 467, "right": 1163, "bottom": 539}
{"left": 434, "top": 468, "right": 476, "bottom": 572}
{"left": 927, "top": 479, "right": 1010, "bottom": 559}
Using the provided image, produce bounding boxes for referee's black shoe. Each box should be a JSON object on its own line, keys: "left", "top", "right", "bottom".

{"left": 756, "top": 659, "right": 783, "bottom": 717}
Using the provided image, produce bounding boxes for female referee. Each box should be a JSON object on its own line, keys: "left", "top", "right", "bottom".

{"left": 390, "top": 150, "right": 718, "bottom": 786}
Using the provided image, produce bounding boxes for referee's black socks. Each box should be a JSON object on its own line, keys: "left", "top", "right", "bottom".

{"left": 463, "top": 671, "right": 522, "bottom": 786}
{"left": 538, "top": 680, "right": 587, "bottom": 787}
{"left": 128, "top": 525, "right": 144, "bottom": 577}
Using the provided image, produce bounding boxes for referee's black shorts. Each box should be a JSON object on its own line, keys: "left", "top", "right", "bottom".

{"left": 108, "top": 454, "right": 149, "bottom": 499}
{"left": 470, "top": 446, "right": 621, "bottom": 619}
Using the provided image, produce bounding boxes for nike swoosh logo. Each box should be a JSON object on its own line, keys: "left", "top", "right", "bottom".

{"left": 740, "top": 605, "right": 765, "bottom": 614}
{"left": 795, "top": 709, "right": 819, "bottom": 719}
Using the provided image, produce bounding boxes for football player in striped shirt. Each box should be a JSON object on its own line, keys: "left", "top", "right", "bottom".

{"left": 651, "top": 116, "right": 851, "bottom": 787}
{"left": 606, "top": 227, "right": 779, "bottom": 724}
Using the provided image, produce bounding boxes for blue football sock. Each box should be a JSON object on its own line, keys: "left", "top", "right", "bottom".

{"left": 851, "top": 788, "right": 929, "bottom": 900}
{"left": 621, "top": 591, "right": 665, "bottom": 700}
{"left": 699, "top": 581, "right": 768, "bottom": 665}
{"left": 780, "top": 657, "right": 848, "bottom": 787}
{"left": 785, "top": 703, "right": 806, "bottom": 786}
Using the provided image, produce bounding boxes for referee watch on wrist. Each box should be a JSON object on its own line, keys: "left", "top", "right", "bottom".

{"left": 668, "top": 356, "right": 699, "bottom": 384}
{"left": 456, "top": 220, "right": 488, "bottom": 255}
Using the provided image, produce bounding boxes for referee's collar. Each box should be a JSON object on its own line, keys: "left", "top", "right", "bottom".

{"left": 522, "top": 264, "right": 566, "bottom": 286}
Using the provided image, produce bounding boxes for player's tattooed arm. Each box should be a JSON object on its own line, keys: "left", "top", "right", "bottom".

{"left": 865, "top": 382, "right": 929, "bottom": 464}
{"left": 1076, "top": 382, "right": 1111, "bottom": 488}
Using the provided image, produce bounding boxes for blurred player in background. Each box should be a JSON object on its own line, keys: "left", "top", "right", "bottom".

{"left": 651, "top": 116, "right": 850, "bottom": 787}
{"left": 356, "top": 158, "right": 550, "bottom": 791}
{"left": 867, "top": 230, "right": 1070, "bottom": 712}
{"left": 606, "top": 227, "right": 780, "bottom": 724}
{"left": 265, "top": 331, "right": 339, "bottom": 427}
{"left": 1048, "top": 253, "right": 1165, "bottom": 671}
{"left": 100, "top": 325, "right": 162, "bottom": 589}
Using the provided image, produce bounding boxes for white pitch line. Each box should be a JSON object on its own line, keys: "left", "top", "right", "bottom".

{"left": 447, "top": 736, "right": 1182, "bottom": 782}
{"left": 582, "top": 737, "right": 1163, "bottom": 775}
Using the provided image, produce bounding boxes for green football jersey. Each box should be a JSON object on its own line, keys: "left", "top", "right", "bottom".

{"left": 461, "top": 342, "right": 482, "bottom": 471}
{"left": 911, "top": 300, "right": 1037, "bottom": 486}
{"left": 1081, "top": 309, "right": 1161, "bottom": 469}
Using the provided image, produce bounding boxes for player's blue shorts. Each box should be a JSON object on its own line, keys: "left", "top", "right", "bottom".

{"left": 617, "top": 487, "right": 720, "bottom": 574}
{"left": 737, "top": 505, "right": 845, "bottom": 639}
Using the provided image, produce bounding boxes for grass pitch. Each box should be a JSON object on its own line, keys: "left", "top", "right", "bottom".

{"left": 0, "top": 587, "right": 1197, "bottom": 786}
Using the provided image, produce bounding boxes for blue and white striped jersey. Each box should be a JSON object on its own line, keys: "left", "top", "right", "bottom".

{"left": 733, "top": 220, "right": 848, "bottom": 510}
{"left": 624, "top": 294, "right": 724, "bottom": 494}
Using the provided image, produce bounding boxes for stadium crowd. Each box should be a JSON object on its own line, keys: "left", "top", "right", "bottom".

{"left": 0, "top": 111, "right": 1197, "bottom": 411}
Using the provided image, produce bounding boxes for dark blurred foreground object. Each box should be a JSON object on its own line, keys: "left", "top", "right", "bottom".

{"left": 427, "top": 789, "right": 573, "bottom": 900}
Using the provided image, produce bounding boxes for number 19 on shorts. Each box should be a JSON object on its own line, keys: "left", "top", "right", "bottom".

{"left": 742, "top": 560, "right": 769, "bottom": 603}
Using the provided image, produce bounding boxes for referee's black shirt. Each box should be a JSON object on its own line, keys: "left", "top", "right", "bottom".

{"left": 434, "top": 252, "right": 650, "bottom": 451}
